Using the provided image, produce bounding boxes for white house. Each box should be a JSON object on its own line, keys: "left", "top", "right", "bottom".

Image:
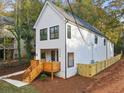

{"left": 34, "top": 1, "right": 114, "bottom": 79}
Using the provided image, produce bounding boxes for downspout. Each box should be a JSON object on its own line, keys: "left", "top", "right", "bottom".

{"left": 65, "top": 19, "right": 68, "bottom": 79}
{"left": 91, "top": 43, "right": 94, "bottom": 64}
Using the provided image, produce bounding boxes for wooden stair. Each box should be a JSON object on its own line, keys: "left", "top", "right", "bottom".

{"left": 22, "top": 60, "right": 60, "bottom": 83}
{"left": 22, "top": 60, "right": 43, "bottom": 83}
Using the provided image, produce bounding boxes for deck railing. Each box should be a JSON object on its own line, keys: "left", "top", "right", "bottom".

{"left": 23, "top": 60, "right": 60, "bottom": 83}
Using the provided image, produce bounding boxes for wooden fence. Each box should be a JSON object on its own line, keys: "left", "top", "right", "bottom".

{"left": 77, "top": 54, "right": 122, "bottom": 77}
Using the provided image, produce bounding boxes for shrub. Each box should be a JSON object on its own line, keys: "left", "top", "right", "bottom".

{"left": 40, "top": 73, "right": 47, "bottom": 80}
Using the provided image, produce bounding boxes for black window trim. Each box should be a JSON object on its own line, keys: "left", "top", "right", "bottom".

{"left": 40, "top": 28, "right": 47, "bottom": 41}
{"left": 50, "top": 25, "right": 59, "bottom": 40}
{"left": 95, "top": 35, "right": 98, "bottom": 44}
{"left": 104, "top": 39, "right": 106, "bottom": 46}
{"left": 67, "top": 25, "right": 71, "bottom": 39}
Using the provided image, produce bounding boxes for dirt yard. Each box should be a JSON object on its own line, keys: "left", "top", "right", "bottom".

{"left": 7, "top": 58, "right": 124, "bottom": 93}
{"left": 86, "top": 58, "right": 124, "bottom": 93}
{"left": 0, "top": 61, "right": 29, "bottom": 76}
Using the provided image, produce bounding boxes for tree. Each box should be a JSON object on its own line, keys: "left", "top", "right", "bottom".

{"left": 95, "top": 0, "right": 124, "bottom": 21}
{"left": 54, "top": 0, "right": 63, "bottom": 7}
{"left": 65, "top": 0, "right": 122, "bottom": 44}
{"left": 94, "top": 0, "right": 124, "bottom": 53}
{"left": 20, "top": 0, "right": 42, "bottom": 62}
{"left": 0, "top": 0, "right": 14, "bottom": 16}
{"left": 9, "top": 0, "right": 22, "bottom": 63}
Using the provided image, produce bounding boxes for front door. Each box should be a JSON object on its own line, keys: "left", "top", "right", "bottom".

{"left": 51, "top": 50, "right": 55, "bottom": 61}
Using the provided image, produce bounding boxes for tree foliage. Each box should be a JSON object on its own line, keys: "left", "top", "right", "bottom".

{"left": 94, "top": 0, "right": 124, "bottom": 20}
{"left": 20, "top": 0, "right": 42, "bottom": 62}
{"left": 64, "top": 0, "right": 123, "bottom": 45}
{"left": 94, "top": 0, "right": 124, "bottom": 53}
{"left": 0, "top": 0, "right": 14, "bottom": 16}
{"left": 10, "top": 0, "right": 22, "bottom": 63}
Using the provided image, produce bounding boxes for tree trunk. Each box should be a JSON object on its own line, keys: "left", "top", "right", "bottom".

{"left": 17, "top": 38, "right": 22, "bottom": 63}
{"left": 3, "top": 37, "right": 6, "bottom": 61}
{"left": 25, "top": 41, "right": 32, "bottom": 62}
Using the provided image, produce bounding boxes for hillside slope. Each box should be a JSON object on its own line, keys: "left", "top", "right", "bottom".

{"left": 86, "top": 58, "right": 124, "bottom": 93}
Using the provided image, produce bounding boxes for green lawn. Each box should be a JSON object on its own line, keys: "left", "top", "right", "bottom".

{"left": 0, "top": 80, "right": 39, "bottom": 93}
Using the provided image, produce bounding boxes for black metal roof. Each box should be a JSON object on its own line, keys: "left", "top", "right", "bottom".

{"left": 70, "top": 13, "right": 105, "bottom": 36}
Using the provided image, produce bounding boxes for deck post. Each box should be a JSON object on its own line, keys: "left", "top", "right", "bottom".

{"left": 51, "top": 61, "right": 53, "bottom": 80}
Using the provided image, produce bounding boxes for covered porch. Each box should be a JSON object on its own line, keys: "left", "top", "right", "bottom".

{"left": 36, "top": 48, "right": 65, "bottom": 78}
{"left": 40, "top": 49, "right": 59, "bottom": 62}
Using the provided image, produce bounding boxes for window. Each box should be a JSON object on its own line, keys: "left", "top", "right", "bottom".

{"left": 50, "top": 25, "right": 59, "bottom": 39}
{"left": 68, "top": 53, "right": 74, "bottom": 67}
{"left": 67, "top": 25, "right": 71, "bottom": 39}
{"left": 41, "top": 52, "right": 46, "bottom": 59}
{"left": 95, "top": 35, "right": 98, "bottom": 44}
{"left": 40, "top": 28, "right": 47, "bottom": 40}
{"left": 57, "top": 50, "right": 59, "bottom": 61}
{"left": 51, "top": 51, "right": 55, "bottom": 61}
{"left": 104, "top": 39, "right": 106, "bottom": 46}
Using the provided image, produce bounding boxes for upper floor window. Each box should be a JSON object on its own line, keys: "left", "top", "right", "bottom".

{"left": 95, "top": 35, "right": 98, "bottom": 44}
{"left": 40, "top": 28, "right": 47, "bottom": 40}
{"left": 104, "top": 39, "right": 106, "bottom": 46}
{"left": 50, "top": 25, "right": 59, "bottom": 39}
{"left": 67, "top": 25, "right": 71, "bottom": 39}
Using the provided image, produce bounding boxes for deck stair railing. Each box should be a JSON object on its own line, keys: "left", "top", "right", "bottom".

{"left": 22, "top": 60, "right": 60, "bottom": 83}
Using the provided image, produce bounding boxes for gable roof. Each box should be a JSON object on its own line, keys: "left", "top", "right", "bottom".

{"left": 34, "top": 1, "right": 104, "bottom": 37}
{"left": 49, "top": 1, "right": 104, "bottom": 37}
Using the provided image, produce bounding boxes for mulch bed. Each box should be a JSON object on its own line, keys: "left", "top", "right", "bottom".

{"left": 0, "top": 60, "right": 30, "bottom": 76}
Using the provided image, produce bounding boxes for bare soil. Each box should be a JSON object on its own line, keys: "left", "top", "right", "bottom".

{"left": 0, "top": 60, "right": 29, "bottom": 76}
{"left": 8, "top": 59, "right": 124, "bottom": 93}
{"left": 86, "top": 59, "right": 124, "bottom": 93}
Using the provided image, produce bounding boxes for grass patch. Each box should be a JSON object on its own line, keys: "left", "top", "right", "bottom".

{"left": 0, "top": 80, "right": 39, "bottom": 93}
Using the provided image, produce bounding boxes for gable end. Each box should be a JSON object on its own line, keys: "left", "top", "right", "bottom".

{"left": 33, "top": 1, "right": 65, "bottom": 29}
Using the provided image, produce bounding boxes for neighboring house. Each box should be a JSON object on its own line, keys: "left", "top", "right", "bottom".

{"left": 0, "top": 16, "right": 25, "bottom": 61}
{"left": 34, "top": 1, "right": 114, "bottom": 78}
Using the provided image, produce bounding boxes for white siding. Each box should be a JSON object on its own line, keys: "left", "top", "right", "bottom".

{"left": 66, "top": 22, "right": 114, "bottom": 78}
{"left": 35, "top": 1, "right": 114, "bottom": 78}
{"left": 107, "top": 40, "right": 114, "bottom": 58}
{"left": 35, "top": 4, "right": 66, "bottom": 78}
{"left": 93, "top": 36, "right": 106, "bottom": 61}
{"left": 66, "top": 22, "right": 93, "bottom": 78}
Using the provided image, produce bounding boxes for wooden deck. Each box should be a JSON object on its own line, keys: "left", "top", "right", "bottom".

{"left": 22, "top": 60, "right": 60, "bottom": 83}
